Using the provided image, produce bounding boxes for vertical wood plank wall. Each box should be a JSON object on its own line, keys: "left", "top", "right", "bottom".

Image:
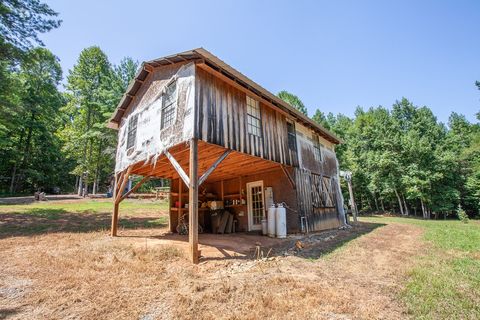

{"left": 195, "top": 67, "right": 297, "bottom": 166}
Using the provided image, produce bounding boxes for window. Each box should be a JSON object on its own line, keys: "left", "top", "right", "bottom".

{"left": 246, "top": 96, "right": 262, "bottom": 137}
{"left": 313, "top": 134, "right": 323, "bottom": 162}
{"left": 287, "top": 121, "right": 297, "bottom": 151}
{"left": 126, "top": 114, "right": 138, "bottom": 150}
{"left": 161, "top": 81, "right": 177, "bottom": 129}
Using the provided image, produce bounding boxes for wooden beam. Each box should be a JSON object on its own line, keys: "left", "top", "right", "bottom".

{"left": 120, "top": 175, "right": 151, "bottom": 202}
{"left": 165, "top": 149, "right": 190, "bottom": 187}
{"left": 198, "top": 149, "right": 231, "bottom": 185}
{"left": 115, "top": 166, "right": 132, "bottom": 204}
{"left": 280, "top": 165, "right": 296, "bottom": 189}
{"left": 111, "top": 167, "right": 132, "bottom": 237}
{"left": 188, "top": 138, "right": 199, "bottom": 264}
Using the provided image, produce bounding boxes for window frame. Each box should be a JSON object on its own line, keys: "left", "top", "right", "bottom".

{"left": 126, "top": 113, "right": 138, "bottom": 151}
{"left": 160, "top": 80, "right": 178, "bottom": 130}
{"left": 246, "top": 95, "right": 262, "bottom": 137}
{"left": 286, "top": 120, "right": 297, "bottom": 152}
{"left": 313, "top": 134, "right": 323, "bottom": 162}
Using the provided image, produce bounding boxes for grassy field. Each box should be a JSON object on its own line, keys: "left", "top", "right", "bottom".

{"left": 1, "top": 200, "right": 479, "bottom": 319}
{"left": 0, "top": 198, "right": 168, "bottom": 214}
{"left": 361, "top": 216, "right": 480, "bottom": 320}
{"left": 0, "top": 199, "right": 169, "bottom": 237}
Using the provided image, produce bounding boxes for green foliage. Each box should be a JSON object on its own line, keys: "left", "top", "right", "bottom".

{"left": 312, "top": 109, "right": 331, "bottom": 130}
{"left": 0, "top": 47, "right": 74, "bottom": 194}
{"left": 0, "top": 0, "right": 61, "bottom": 59}
{"left": 277, "top": 90, "right": 308, "bottom": 116}
{"left": 457, "top": 205, "right": 469, "bottom": 223}
{"left": 322, "top": 97, "right": 480, "bottom": 217}
{"left": 60, "top": 48, "right": 139, "bottom": 194}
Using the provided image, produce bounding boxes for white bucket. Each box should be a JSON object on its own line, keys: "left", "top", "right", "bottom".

{"left": 261, "top": 219, "right": 267, "bottom": 235}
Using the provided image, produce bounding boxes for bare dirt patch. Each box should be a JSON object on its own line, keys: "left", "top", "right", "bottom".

{"left": 0, "top": 203, "right": 425, "bottom": 319}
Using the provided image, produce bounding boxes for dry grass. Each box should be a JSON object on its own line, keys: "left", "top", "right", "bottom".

{"left": 0, "top": 200, "right": 427, "bottom": 319}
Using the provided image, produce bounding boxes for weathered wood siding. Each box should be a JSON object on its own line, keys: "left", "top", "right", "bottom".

{"left": 195, "top": 67, "right": 297, "bottom": 166}
{"left": 293, "top": 122, "right": 343, "bottom": 231}
{"left": 295, "top": 168, "right": 342, "bottom": 232}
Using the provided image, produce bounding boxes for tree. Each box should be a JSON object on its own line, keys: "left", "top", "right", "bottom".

{"left": 62, "top": 46, "right": 114, "bottom": 195}
{"left": 312, "top": 109, "right": 331, "bottom": 130}
{"left": 277, "top": 90, "right": 308, "bottom": 116}
{"left": 61, "top": 49, "right": 138, "bottom": 195}
{"left": 4, "top": 48, "right": 67, "bottom": 193}
{"left": 0, "top": 0, "right": 61, "bottom": 60}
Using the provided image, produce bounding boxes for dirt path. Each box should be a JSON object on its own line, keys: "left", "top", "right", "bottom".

{"left": 0, "top": 222, "right": 424, "bottom": 320}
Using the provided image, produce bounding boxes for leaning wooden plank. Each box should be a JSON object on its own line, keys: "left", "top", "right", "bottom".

{"left": 225, "top": 213, "right": 233, "bottom": 234}
{"left": 198, "top": 149, "right": 232, "bottom": 185}
{"left": 218, "top": 211, "right": 230, "bottom": 234}
{"left": 165, "top": 149, "right": 190, "bottom": 187}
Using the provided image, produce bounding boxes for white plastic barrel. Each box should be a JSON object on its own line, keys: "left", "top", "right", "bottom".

{"left": 267, "top": 205, "right": 276, "bottom": 237}
{"left": 275, "top": 203, "right": 287, "bottom": 238}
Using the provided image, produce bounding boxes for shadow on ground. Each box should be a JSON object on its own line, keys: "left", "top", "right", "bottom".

{"left": 0, "top": 308, "right": 21, "bottom": 319}
{"left": 0, "top": 208, "right": 167, "bottom": 239}
{"left": 284, "top": 221, "right": 385, "bottom": 259}
{"left": 118, "top": 221, "right": 385, "bottom": 262}
{"left": 0, "top": 195, "right": 84, "bottom": 205}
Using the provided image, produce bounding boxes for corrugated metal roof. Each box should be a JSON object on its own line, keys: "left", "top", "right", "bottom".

{"left": 108, "top": 48, "right": 341, "bottom": 144}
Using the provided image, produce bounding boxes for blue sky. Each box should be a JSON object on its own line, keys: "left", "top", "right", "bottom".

{"left": 41, "top": 0, "right": 480, "bottom": 124}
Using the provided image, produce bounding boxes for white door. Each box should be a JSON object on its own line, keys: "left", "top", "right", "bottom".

{"left": 247, "top": 181, "right": 265, "bottom": 231}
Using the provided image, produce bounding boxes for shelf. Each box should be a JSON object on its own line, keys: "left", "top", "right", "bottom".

{"left": 223, "top": 194, "right": 241, "bottom": 198}
{"left": 170, "top": 192, "right": 188, "bottom": 197}
{"left": 225, "top": 204, "right": 246, "bottom": 208}
{"left": 199, "top": 194, "right": 217, "bottom": 199}
{"left": 171, "top": 207, "right": 211, "bottom": 211}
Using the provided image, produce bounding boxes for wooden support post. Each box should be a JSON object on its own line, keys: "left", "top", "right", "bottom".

{"left": 347, "top": 179, "right": 358, "bottom": 223}
{"left": 189, "top": 138, "right": 199, "bottom": 264}
{"left": 239, "top": 176, "right": 242, "bottom": 201}
{"left": 178, "top": 178, "right": 183, "bottom": 231}
{"left": 111, "top": 166, "right": 132, "bottom": 237}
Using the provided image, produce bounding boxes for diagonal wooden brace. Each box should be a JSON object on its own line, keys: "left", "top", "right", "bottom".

{"left": 115, "top": 166, "right": 132, "bottom": 204}
{"left": 280, "top": 165, "right": 296, "bottom": 189}
{"left": 165, "top": 149, "right": 190, "bottom": 187}
{"left": 198, "top": 149, "right": 232, "bottom": 186}
{"left": 120, "top": 175, "right": 151, "bottom": 202}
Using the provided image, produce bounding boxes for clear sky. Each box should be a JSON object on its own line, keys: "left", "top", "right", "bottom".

{"left": 41, "top": 0, "right": 480, "bottom": 124}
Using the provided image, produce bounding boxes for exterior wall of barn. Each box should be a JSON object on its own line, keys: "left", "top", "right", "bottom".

{"left": 195, "top": 67, "right": 298, "bottom": 166}
{"left": 194, "top": 65, "right": 345, "bottom": 233}
{"left": 115, "top": 62, "right": 196, "bottom": 173}
{"left": 293, "top": 122, "right": 344, "bottom": 231}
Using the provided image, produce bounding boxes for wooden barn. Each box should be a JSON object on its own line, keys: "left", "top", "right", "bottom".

{"left": 108, "top": 48, "right": 346, "bottom": 263}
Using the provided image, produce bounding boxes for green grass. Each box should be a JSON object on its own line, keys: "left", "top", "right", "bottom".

{"left": 361, "top": 216, "right": 480, "bottom": 320}
{"left": 0, "top": 199, "right": 169, "bottom": 236}
{"left": 0, "top": 199, "right": 168, "bottom": 213}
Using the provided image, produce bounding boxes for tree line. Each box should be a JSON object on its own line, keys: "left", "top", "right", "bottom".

{"left": 0, "top": 0, "right": 137, "bottom": 195}
{"left": 279, "top": 92, "right": 480, "bottom": 218}
{"left": 1, "top": 1, "right": 479, "bottom": 218}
